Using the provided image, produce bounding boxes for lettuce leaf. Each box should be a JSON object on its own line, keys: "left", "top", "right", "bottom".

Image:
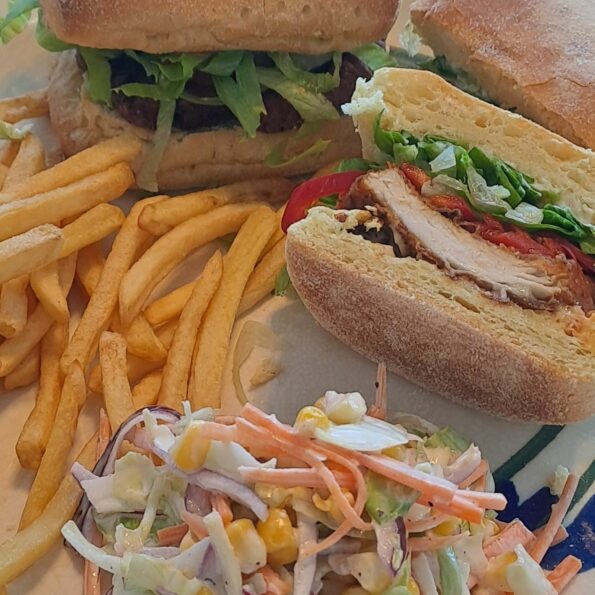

{"left": 426, "top": 427, "right": 471, "bottom": 454}
{"left": 274, "top": 266, "right": 291, "bottom": 296}
{"left": 201, "top": 51, "right": 245, "bottom": 76}
{"left": 269, "top": 51, "right": 342, "bottom": 93}
{"left": 265, "top": 137, "right": 330, "bottom": 168}
{"left": 0, "top": 0, "right": 38, "bottom": 43}
{"left": 212, "top": 54, "right": 265, "bottom": 138}
{"left": 437, "top": 546, "right": 465, "bottom": 595}
{"left": 79, "top": 48, "right": 113, "bottom": 106}
{"left": 0, "top": 120, "right": 28, "bottom": 140}
{"left": 365, "top": 471, "right": 419, "bottom": 524}
{"left": 352, "top": 43, "right": 396, "bottom": 71}
{"left": 256, "top": 67, "right": 339, "bottom": 122}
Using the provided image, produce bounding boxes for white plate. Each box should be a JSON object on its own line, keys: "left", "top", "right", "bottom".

{"left": 0, "top": 4, "right": 593, "bottom": 593}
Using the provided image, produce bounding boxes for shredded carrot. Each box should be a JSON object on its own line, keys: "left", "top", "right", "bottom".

{"left": 409, "top": 532, "right": 469, "bottom": 552}
{"left": 547, "top": 555, "right": 582, "bottom": 592}
{"left": 238, "top": 409, "right": 370, "bottom": 532}
{"left": 459, "top": 460, "right": 489, "bottom": 489}
{"left": 300, "top": 518, "right": 355, "bottom": 558}
{"left": 534, "top": 524, "right": 568, "bottom": 547}
{"left": 367, "top": 362, "right": 387, "bottom": 420}
{"left": 418, "top": 493, "right": 484, "bottom": 525}
{"left": 356, "top": 452, "right": 457, "bottom": 505}
{"left": 529, "top": 473, "right": 579, "bottom": 563}
{"left": 194, "top": 421, "right": 238, "bottom": 443}
{"left": 180, "top": 510, "right": 209, "bottom": 540}
{"left": 239, "top": 467, "right": 356, "bottom": 490}
{"left": 457, "top": 489, "right": 507, "bottom": 511}
{"left": 211, "top": 493, "right": 233, "bottom": 525}
{"left": 259, "top": 566, "right": 291, "bottom": 595}
{"left": 157, "top": 523, "right": 189, "bottom": 546}
{"left": 84, "top": 409, "right": 111, "bottom": 595}
{"left": 483, "top": 520, "right": 535, "bottom": 558}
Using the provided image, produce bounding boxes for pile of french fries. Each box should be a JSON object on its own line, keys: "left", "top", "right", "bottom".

{"left": 0, "top": 90, "right": 292, "bottom": 588}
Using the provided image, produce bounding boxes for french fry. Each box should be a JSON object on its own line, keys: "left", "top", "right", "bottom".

{"left": 262, "top": 203, "right": 286, "bottom": 255}
{"left": 0, "top": 224, "right": 64, "bottom": 284}
{"left": 16, "top": 322, "right": 68, "bottom": 470}
{"left": 19, "top": 361, "right": 87, "bottom": 529}
{"left": 0, "top": 135, "right": 142, "bottom": 204}
{"left": 88, "top": 319, "right": 177, "bottom": 394}
{"left": 0, "top": 432, "right": 97, "bottom": 585}
{"left": 60, "top": 204, "right": 125, "bottom": 258}
{"left": 139, "top": 178, "right": 293, "bottom": 235}
{"left": 60, "top": 196, "right": 163, "bottom": 375}
{"left": 239, "top": 237, "right": 287, "bottom": 314}
{"left": 99, "top": 331, "right": 136, "bottom": 432}
{"left": 4, "top": 344, "right": 40, "bottom": 391}
{"left": 0, "top": 163, "right": 134, "bottom": 241}
{"left": 76, "top": 243, "right": 106, "bottom": 296}
{"left": 0, "top": 89, "right": 48, "bottom": 124}
{"left": 159, "top": 251, "right": 223, "bottom": 411}
{"left": 132, "top": 370, "right": 163, "bottom": 410}
{"left": 0, "top": 162, "right": 8, "bottom": 190}
{"left": 0, "top": 140, "right": 19, "bottom": 167}
{"left": 2, "top": 134, "right": 45, "bottom": 189}
{"left": 144, "top": 280, "right": 194, "bottom": 327}
{"left": 30, "top": 260, "right": 69, "bottom": 323}
{"left": 119, "top": 203, "right": 260, "bottom": 327}
{"left": 0, "top": 253, "right": 75, "bottom": 377}
{"left": 190, "top": 207, "right": 276, "bottom": 408}
{"left": 111, "top": 310, "right": 167, "bottom": 362}
{"left": 0, "top": 274, "right": 29, "bottom": 338}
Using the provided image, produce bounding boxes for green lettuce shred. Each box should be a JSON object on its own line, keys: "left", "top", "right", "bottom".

{"left": 365, "top": 471, "right": 419, "bottom": 524}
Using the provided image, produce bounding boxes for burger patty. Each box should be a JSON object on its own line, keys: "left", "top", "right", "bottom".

{"left": 105, "top": 53, "right": 372, "bottom": 134}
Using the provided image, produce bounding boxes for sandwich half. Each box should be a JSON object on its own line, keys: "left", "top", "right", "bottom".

{"left": 285, "top": 68, "right": 595, "bottom": 423}
{"left": 2, "top": 0, "right": 399, "bottom": 190}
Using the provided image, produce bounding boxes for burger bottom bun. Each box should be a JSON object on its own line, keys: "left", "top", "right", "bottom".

{"left": 48, "top": 51, "right": 362, "bottom": 190}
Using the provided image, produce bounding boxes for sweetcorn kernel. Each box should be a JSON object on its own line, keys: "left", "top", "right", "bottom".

{"left": 170, "top": 422, "right": 211, "bottom": 473}
{"left": 226, "top": 519, "right": 267, "bottom": 574}
{"left": 313, "top": 490, "right": 355, "bottom": 523}
{"left": 294, "top": 406, "right": 331, "bottom": 433}
{"left": 257, "top": 508, "right": 298, "bottom": 566}
{"left": 484, "top": 551, "right": 517, "bottom": 590}
{"left": 407, "top": 577, "right": 421, "bottom": 595}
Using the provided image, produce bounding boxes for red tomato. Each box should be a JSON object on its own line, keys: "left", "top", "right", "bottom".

{"left": 281, "top": 171, "right": 363, "bottom": 233}
{"left": 540, "top": 235, "right": 595, "bottom": 275}
{"left": 399, "top": 162, "right": 431, "bottom": 191}
{"left": 479, "top": 227, "right": 556, "bottom": 257}
{"left": 426, "top": 195, "right": 477, "bottom": 222}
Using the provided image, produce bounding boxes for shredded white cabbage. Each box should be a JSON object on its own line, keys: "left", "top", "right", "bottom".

{"left": 506, "top": 545, "right": 557, "bottom": 595}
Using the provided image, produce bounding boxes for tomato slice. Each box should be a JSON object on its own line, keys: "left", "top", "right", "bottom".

{"left": 281, "top": 171, "right": 364, "bottom": 233}
{"left": 426, "top": 195, "right": 477, "bottom": 222}
{"left": 479, "top": 227, "right": 557, "bottom": 257}
{"left": 399, "top": 163, "right": 431, "bottom": 192}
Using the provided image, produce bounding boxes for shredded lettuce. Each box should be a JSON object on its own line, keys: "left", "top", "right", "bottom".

{"left": 274, "top": 265, "right": 291, "bottom": 296}
{"left": 34, "top": 14, "right": 72, "bottom": 51}
{"left": 256, "top": 67, "right": 339, "bottom": 122}
{"left": 0, "top": 0, "right": 38, "bottom": 43}
{"left": 351, "top": 43, "right": 396, "bottom": 71}
{"left": 79, "top": 48, "right": 113, "bottom": 106}
{"left": 366, "top": 471, "right": 419, "bottom": 524}
{"left": 213, "top": 54, "right": 266, "bottom": 138}
{"left": 437, "top": 546, "right": 466, "bottom": 595}
{"left": 506, "top": 545, "right": 557, "bottom": 595}
{"left": 269, "top": 52, "right": 342, "bottom": 94}
{"left": 265, "top": 137, "right": 330, "bottom": 168}
{"left": 0, "top": 120, "right": 28, "bottom": 140}
{"left": 201, "top": 51, "right": 245, "bottom": 76}
{"left": 426, "top": 427, "right": 471, "bottom": 454}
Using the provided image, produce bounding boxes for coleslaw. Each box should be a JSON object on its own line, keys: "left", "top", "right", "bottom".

{"left": 62, "top": 388, "right": 581, "bottom": 594}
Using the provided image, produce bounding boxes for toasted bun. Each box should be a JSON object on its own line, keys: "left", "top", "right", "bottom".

{"left": 286, "top": 208, "right": 595, "bottom": 423}
{"left": 410, "top": 0, "right": 595, "bottom": 151}
{"left": 48, "top": 52, "right": 362, "bottom": 191}
{"left": 344, "top": 68, "right": 595, "bottom": 225}
{"left": 40, "top": 0, "right": 399, "bottom": 54}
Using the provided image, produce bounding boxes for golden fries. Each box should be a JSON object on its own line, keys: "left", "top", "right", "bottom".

{"left": 60, "top": 196, "right": 162, "bottom": 375}
{"left": 0, "top": 163, "right": 7, "bottom": 190}
{"left": 262, "top": 203, "right": 286, "bottom": 255}
{"left": 159, "top": 251, "right": 223, "bottom": 411}
{"left": 0, "top": 224, "right": 64, "bottom": 284}
{"left": 2, "top": 134, "right": 45, "bottom": 190}
{"left": 16, "top": 322, "right": 68, "bottom": 470}
{"left": 0, "top": 135, "right": 142, "bottom": 204}
{"left": 112, "top": 311, "right": 167, "bottom": 362}
{"left": 139, "top": 178, "right": 294, "bottom": 235}
{"left": 19, "top": 362, "right": 86, "bottom": 529}
{"left": 0, "top": 432, "right": 97, "bottom": 585}
{"left": 144, "top": 280, "right": 194, "bottom": 326}
{"left": 0, "top": 163, "right": 134, "bottom": 241}
{"left": 119, "top": 203, "right": 260, "bottom": 327}
{"left": 88, "top": 319, "right": 178, "bottom": 394}
{"left": 4, "top": 344, "right": 40, "bottom": 391}
{"left": 0, "top": 89, "right": 48, "bottom": 125}
{"left": 76, "top": 243, "right": 106, "bottom": 296}
{"left": 30, "top": 260, "right": 69, "bottom": 323}
{"left": 239, "top": 237, "right": 287, "bottom": 314}
{"left": 0, "top": 254, "right": 75, "bottom": 376}
{"left": 132, "top": 370, "right": 163, "bottom": 410}
{"left": 60, "top": 204, "right": 125, "bottom": 258}
{"left": 0, "top": 140, "right": 19, "bottom": 167}
{"left": 190, "top": 207, "right": 276, "bottom": 408}
{"left": 0, "top": 274, "right": 29, "bottom": 338}
{"left": 99, "top": 331, "right": 136, "bottom": 431}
